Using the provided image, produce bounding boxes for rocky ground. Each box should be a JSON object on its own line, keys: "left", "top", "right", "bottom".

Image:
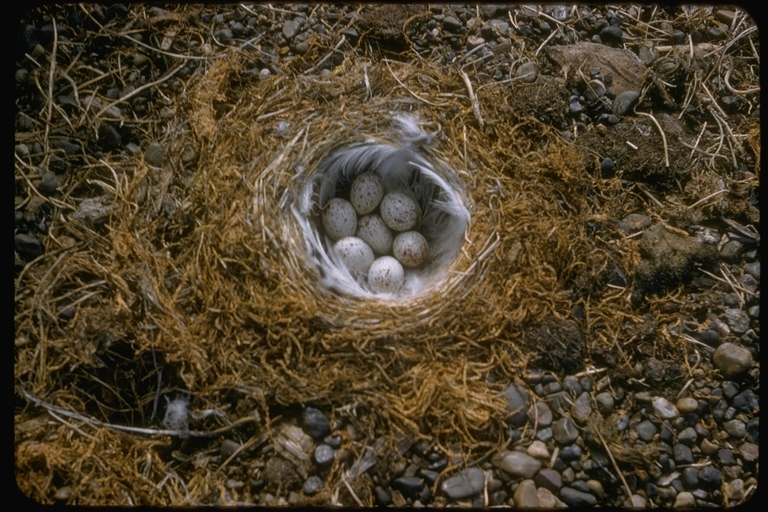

{"left": 15, "top": 4, "right": 758, "bottom": 507}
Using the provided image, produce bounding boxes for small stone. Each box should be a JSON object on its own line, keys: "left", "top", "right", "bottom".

{"left": 502, "top": 385, "right": 529, "bottom": 426}
{"left": 571, "top": 392, "right": 592, "bottom": 425}
{"left": 513, "top": 479, "right": 539, "bottom": 507}
{"left": 214, "top": 28, "right": 233, "bottom": 43}
{"left": 635, "top": 420, "right": 657, "bottom": 442}
{"left": 674, "top": 491, "right": 696, "bottom": 508}
{"left": 515, "top": 62, "right": 537, "bottom": 83}
{"left": 587, "top": 479, "right": 605, "bottom": 497}
{"left": 698, "top": 466, "right": 722, "bottom": 487}
{"left": 314, "top": 444, "right": 335, "bottom": 467}
{"left": 673, "top": 444, "right": 694, "bottom": 465}
{"left": 282, "top": 19, "right": 301, "bottom": 40}
{"left": 552, "top": 418, "right": 579, "bottom": 444}
{"left": 443, "top": 16, "right": 463, "bottom": 32}
{"left": 724, "top": 479, "right": 745, "bottom": 502}
{"left": 723, "top": 309, "right": 750, "bottom": 334}
{"left": 302, "top": 407, "right": 331, "bottom": 440}
{"left": 440, "top": 467, "right": 485, "bottom": 500}
{"left": 722, "top": 420, "right": 745, "bottom": 439}
{"left": 535, "top": 427, "right": 553, "bottom": 442}
{"left": 561, "top": 467, "right": 575, "bottom": 484}
{"left": 732, "top": 389, "right": 758, "bottom": 413}
{"left": 743, "top": 262, "right": 760, "bottom": 280}
{"left": 624, "top": 494, "right": 646, "bottom": 507}
{"left": 15, "top": 233, "right": 43, "bottom": 259}
{"left": 303, "top": 475, "right": 323, "bottom": 495}
{"left": 54, "top": 486, "right": 71, "bottom": 501}
{"left": 595, "top": 392, "right": 614, "bottom": 415}
{"left": 535, "top": 468, "right": 562, "bottom": 492}
{"left": 599, "top": 25, "right": 623, "bottom": 43}
{"left": 699, "top": 438, "right": 719, "bottom": 455}
{"left": 144, "top": 142, "right": 164, "bottom": 168}
{"left": 537, "top": 487, "right": 558, "bottom": 508}
{"left": 652, "top": 396, "right": 680, "bottom": 419}
{"left": 493, "top": 451, "right": 541, "bottom": 479}
{"left": 681, "top": 467, "right": 699, "bottom": 488}
{"left": 712, "top": 343, "right": 753, "bottom": 378}
{"left": 560, "top": 487, "right": 597, "bottom": 506}
{"left": 739, "top": 274, "right": 758, "bottom": 293}
{"left": 39, "top": 171, "right": 60, "bottom": 195}
{"left": 374, "top": 486, "right": 391, "bottom": 505}
{"left": 527, "top": 401, "right": 552, "bottom": 426}
{"left": 719, "top": 240, "right": 743, "bottom": 263}
{"left": 738, "top": 442, "right": 758, "bottom": 462}
{"left": 561, "top": 444, "right": 582, "bottom": 461}
{"left": 220, "top": 439, "right": 240, "bottom": 458}
{"left": 613, "top": 90, "right": 640, "bottom": 115}
{"left": 676, "top": 397, "right": 698, "bottom": 414}
{"left": 527, "top": 440, "right": 549, "bottom": 459}
{"left": 635, "top": 391, "right": 652, "bottom": 403}
{"left": 677, "top": 427, "right": 697, "bottom": 446}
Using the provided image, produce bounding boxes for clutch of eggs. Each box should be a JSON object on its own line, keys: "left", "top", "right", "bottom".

{"left": 321, "top": 172, "right": 429, "bottom": 293}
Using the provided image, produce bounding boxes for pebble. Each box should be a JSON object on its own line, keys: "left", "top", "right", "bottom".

{"left": 719, "top": 240, "right": 743, "bottom": 263}
{"left": 677, "top": 427, "right": 697, "bottom": 446}
{"left": 722, "top": 419, "right": 745, "bottom": 439}
{"left": 712, "top": 343, "right": 753, "bottom": 378}
{"left": 724, "top": 479, "right": 745, "bottom": 501}
{"left": 535, "top": 427, "right": 553, "bottom": 442}
{"left": 493, "top": 451, "right": 541, "bottom": 479}
{"left": 560, "top": 444, "right": 582, "bottom": 461}
{"left": 732, "top": 389, "right": 758, "bottom": 413}
{"left": 699, "top": 438, "right": 719, "bottom": 455}
{"left": 15, "top": 233, "right": 43, "bottom": 259}
{"left": 374, "top": 486, "right": 391, "bottom": 505}
{"left": 314, "top": 444, "right": 334, "bottom": 467}
{"left": 595, "top": 392, "right": 614, "bottom": 415}
{"left": 515, "top": 61, "right": 538, "bottom": 83}
{"left": 635, "top": 420, "right": 657, "bottom": 442}
{"left": 513, "top": 479, "right": 539, "bottom": 507}
{"left": 560, "top": 487, "right": 597, "bottom": 506}
{"left": 673, "top": 444, "right": 694, "bottom": 465}
{"left": 723, "top": 309, "right": 750, "bottom": 334}
{"left": 676, "top": 397, "right": 698, "bottom": 414}
{"left": 535, "top": 468, "right": 562, "bottom": 492}
{"left": 144, "top": 142, "right": 164, "bottom": 168}
{"left": 613, "top": 90, "right": 639, "bottom": 115}
{"left": 39, "top": 171, "right": 60, "bottom": 195}
{"left": 537, "top": 487, "right": 559, "bottom": 508}
{"left": 681, "top": 467, "right": 699, "bottom": 488}
{"left": 527, "top": 401, "right": 553, "bottom": 426}
{"left": 599, "top": 25, "right": 623, "bottom": 43}
{"left": 303, "top": 475, "right": 323, "bottom": 495}
{"left": 674, "top": 491, "right": 696, "bottom": 508}
{"left": 743, "top": 261, "right": 760, "bottom": 280}
{"left": 527, "top": 440, "right": 549, "bottom": 459}
{"left": 282, "top": 19, "right": 301, "bottom": 40}
{"left": 392, "top": 476, "right": 424, "bottom": 500}
{"left": 302, "top": 407, "right": 331, "bottom": 440}
{"left": 624, "top": 494, "right": 646, "bottom": 507}
{"left": 652, "top": 396, "right": 679, "bottom": 419}
{"left": 698, "top": 466, "right": 722, "bottom": 487}
{"left": 552, "top": 418, "right": 579, "bottom": 444}
{"left": 502, "top": 384, "right": 529, "bottom": 426}
{"left": 571, "top": 392, "right": 592, "bottom": 424}
{"left": 220, "top": 439, "right": 240, "bottom": 458}
{"left": 54, "top": 486, "right": 71, "bottom": 501}
{"left": 443, "top": 16, "right": 463, "bottom": 32}
{"left": 738, "top": 442, "right": 758, "bottom": 462}
{"left": 440, "top": 467, "right": 485, "bottom": 500}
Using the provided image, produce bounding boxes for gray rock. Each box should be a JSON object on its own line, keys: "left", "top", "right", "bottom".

{"left": 535, "top": 427, "right": 553, "bottom": 442}
{"left": 713, "top": 343, "right": 753, "bottom": 378}
{"left": 698, "top": 466, "right": 722, "bottom": 487}
{"left": 600, "top": 25, "right": 623, "bottom": 43}
{"left": 440, "top": 467, "right": 485, "bottom": 500}
{"left": 443, "top": 16, "right": 463, "bottom": 32}
{"left": 732, "top": 389, "right": 758, "bottom": 413}
{"left": 595, "top": 392, "right": 614, "bottom": 415}
{"left": 748, "top": 305, "right": 759, "bottom": 319}
{"left": 723, "top": 419, "right": 745, "bottom": 439}
{"left": 15, "top": 233, "right": 43, "bottom": 259}
{"left": 220, "top": 439, "right": 240, "bottom": 458}
{"left": 144, "top": 142, "right": 164, "bottom": 168}
{"left": 560, "top": 487, "right": 597, "bottom": 506}
{"left": 624, "top": 494, "right": 647, "bottom": 507}
{"left": 513, "top": 479, "right": 539, "bottom": 507}
{"left": 479, "top": 5, "right": 497, "bottom": 18}
{"left": 214, "top": 28, "right": 233, "bottom": 43}
{"left": 723, "top": 309, "right": 750, "bottom": 334}
{"left": 502, "top": 384, "right": 529, "bottom": 426}
{"left": 39, "top": 171, "right": 60, "bottom": 195}
{"left": 622, "top": 213, "right": 651, "bottom": 232}
{"left": 552, "top": 418, "right": 579, "bottom": 444}
{"left": 302, "top": 407, "right": 331, "bottom": 440}
{"left": 724, "top": 479, "right": 744, "bottom": 501}
{"left": 571, "top": 391, "right": 592, "bottom": 424}
{"left": 493, "top": 451, "right": 541, "bottom": 478}
{"left": 635, "top": 420, "right": 657, "bottom": 442}
{"left": 314, "top": 444, "right": 334, "bottom": 467}
{"left": 527, "top": 401, "right": 552, "bottom": 426}
{"left": 535, "top": 468, "right": 562, "bottom": 492}
{"left": 677, "top": 427, "right": 697, "bottom": 446}
{"left": 720, "top": 240, "right": 743, "bottom": 263}
{"left": 739, "top": 274, "right": 758, "bottom": 293}
{"left": 613, "top": 90, "right": 639, "bottom": 115}
{"left": 652, "top": 396, "right": 679, "bottom": 419}
{"left": 392, "top": 476, "right": 424, "bottom": 499}
{"left": 674, "top": 491, "right": 696, "bottom": 508}
{"left": 681, "top": 467, "right": 699, "bottom": 488}
{"left": 673, "top": 444, "right": 694, "bottom": 465}
{"left": 303, "top": 475, "right": 324, "bottom": 495}
{"left": 515, "top": 62, "right": 537, "bottom": 83}
{"left": 743, "top": 262, "right": 760, "bottom": 280}
{"left": 282, "top": 19, "right": 301, "bottom": 40}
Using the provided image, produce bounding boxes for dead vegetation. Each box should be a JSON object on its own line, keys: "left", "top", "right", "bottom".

{"left": 15, "top": 4, "right": 759, "bottom": 505}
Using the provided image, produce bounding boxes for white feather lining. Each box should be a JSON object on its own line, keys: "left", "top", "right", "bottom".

{"left": 291, "top": 115, "right": 470, "bottom": 301}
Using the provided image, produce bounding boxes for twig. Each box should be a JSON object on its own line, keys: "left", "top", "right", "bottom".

{"left": 341, "top": 476, "right": 364, "bottom": 506}
{"left": 383, "top": 59, "right": 449, "bottom": 107}
{"left": 723, "top": 57, "right": 760, "bottom": 94}
{"left": 534, "top": 28, "right": 559, "bottom": 57}
{"left": 635, "top": 111, "right": 669, "bottom": 167}
{"left": 686, "top": 188, "right": 728, "bottom": 210}
{"left": 44, "top": 19, "right": 58, "bottom": 153}
{"left": 47, "top": 409, "right": 99, "bottom": 441}
{"left": 93, "top": 62, "right": 187, "bottom": 121}
{"left": 460, "top": 70, "right": 484, "bottom": 128}
{"left": 18, "top": 386, "right": 258, "bottom": 438}
{"left": 304, "top": 35, "right": 346, "bottom": 75}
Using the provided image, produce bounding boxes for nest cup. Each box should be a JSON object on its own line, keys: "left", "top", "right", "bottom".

{"left": 293, "top": 116, "right": 470, "bottom": 300}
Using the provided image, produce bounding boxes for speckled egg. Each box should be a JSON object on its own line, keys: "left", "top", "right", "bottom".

{"left": 393, "top": 230, "right": 429, "bottom": 267}
{"left": 321, "top": 198, "right": 357, "bottom": 240}
{"left": 334, "top": 236, "right": 374, "bottom": 275}
{"left": 350, "top": 172, "right": 385, "bottom": 215}
{"left": 356, "top": 214, "right": 394, "bottom": 255}
{"left": 368, "top": 256, "right": 405, "bottom": 293}
{"left": 380, "top": 191, "right": 420, "bottom": 231}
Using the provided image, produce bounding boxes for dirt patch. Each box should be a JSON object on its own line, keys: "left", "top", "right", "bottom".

{"left": 523, "top": 318, "right": 585, "bottom": 374}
